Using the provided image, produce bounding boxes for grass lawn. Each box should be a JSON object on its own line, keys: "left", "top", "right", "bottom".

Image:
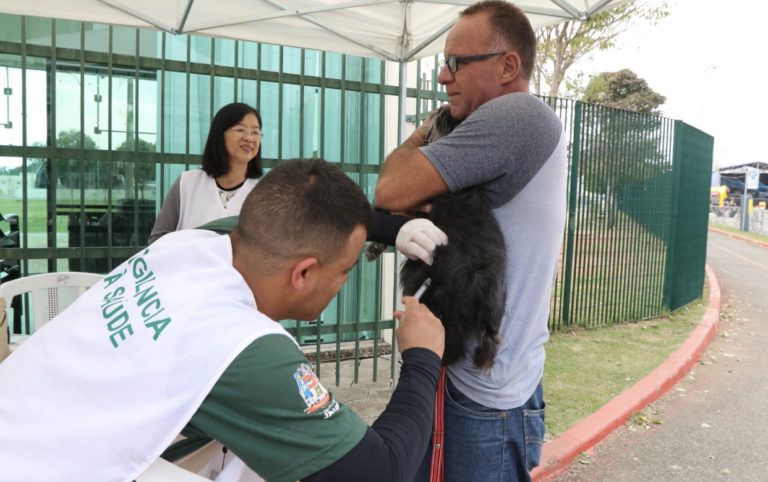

{"left": 542, "top": 287, "right": 707, "bottom": 437}
{"left": 709, "top": 222, "right": 768, "bottom": 244}
{"left": 0, "top": 198, "right": 50, "bottom": 233}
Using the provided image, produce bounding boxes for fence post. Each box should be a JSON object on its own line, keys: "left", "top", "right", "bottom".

{"left": 560, "top": 100, "right": 582, "bottom": 326}
{"left": 662, "top": 120, "right": 684, "bottom": 310}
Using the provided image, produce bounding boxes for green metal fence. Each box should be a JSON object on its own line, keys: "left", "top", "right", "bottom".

{"left": 550, "top": 100, "right": 713, "bottom": 329}
{"left": 0, "top": 14, "right": 714, "bottom": 380}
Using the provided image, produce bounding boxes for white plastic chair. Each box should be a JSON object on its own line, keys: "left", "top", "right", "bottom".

{"left": 0, "top": 298, "right": 10, "bottom": 362}
{"left": 0, "top": 271, "right": 103, "bottom": 346}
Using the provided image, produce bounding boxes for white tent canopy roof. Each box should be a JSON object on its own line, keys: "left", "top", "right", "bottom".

{"left": 0, "top": 0, "right": 626, "bottom": 62}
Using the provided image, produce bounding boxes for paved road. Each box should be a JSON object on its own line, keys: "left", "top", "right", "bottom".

{"left": 553, "top": 230, "right": 768, "bottom": 481}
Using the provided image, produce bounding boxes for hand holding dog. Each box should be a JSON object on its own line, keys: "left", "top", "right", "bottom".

{"left": 394, "top": 297, "right": 444, "bottom": 358}
{"left": 396, "top": 218, "right": 448, "bottom": 265}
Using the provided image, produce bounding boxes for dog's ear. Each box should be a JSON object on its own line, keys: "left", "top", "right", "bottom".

{"left": 424, "top": 105, "right": 460, "bottom": 145}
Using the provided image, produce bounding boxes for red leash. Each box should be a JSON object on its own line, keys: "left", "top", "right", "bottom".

{"left": 429, "top": 366, "right": 446, "bottom": 482}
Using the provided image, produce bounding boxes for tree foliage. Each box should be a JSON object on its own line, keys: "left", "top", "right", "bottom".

{"left": 49, "top": 130, "right": 156, "bottom": 191}
{"left": 116, "top": 137, "right": 157, "bottom": 194}
{"left": 534, "top": 1, "right": 669, "bottom": 98}
{"left": 576, "top": 70, "right": 669, "bottom": 229}
{"left": 582, "top": 69, "right": 666, "bottom": 114}
{"left": 55, "top": 129, "right": 104, "bottom": 189}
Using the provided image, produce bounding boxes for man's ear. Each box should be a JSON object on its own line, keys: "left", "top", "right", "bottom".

{"left": 500, "top": 51, "right": 522, "bottom": 82}
{"left": 290, "top": 257, "right": 319, "bottom": 291}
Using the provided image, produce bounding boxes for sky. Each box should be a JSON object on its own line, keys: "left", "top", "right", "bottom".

{"left": 571, "top": 0, "right": 767, "bottom": 169}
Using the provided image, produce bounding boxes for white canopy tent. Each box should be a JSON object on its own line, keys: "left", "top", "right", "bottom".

{"left": 0, "top": 0, "right": 629, "bottom": 136}
{"left": 0, "top": 0, "right": 627, "bottom": 62}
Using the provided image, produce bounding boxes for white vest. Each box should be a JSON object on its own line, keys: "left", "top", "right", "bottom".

{"left": 177, "top": 169, "right": 258, "bottom": 231}
{"left": 0, "top": 230, "right": 291, "bottom": 482}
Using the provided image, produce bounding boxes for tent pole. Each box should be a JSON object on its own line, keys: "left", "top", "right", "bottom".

{"left": 398, "top": 61, "right": 407, "bottom": 144}
{"left": 391, "top": 60, "right": 408, "bottom": 388}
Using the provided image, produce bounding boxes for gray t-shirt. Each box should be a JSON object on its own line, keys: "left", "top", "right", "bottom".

{"left": 419, "top": 92, "right": 567, "bottom": 409}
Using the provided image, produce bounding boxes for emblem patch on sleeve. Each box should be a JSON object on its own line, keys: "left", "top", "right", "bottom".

{"left": 293, "top": 363, "right": 332, "bottom": 414}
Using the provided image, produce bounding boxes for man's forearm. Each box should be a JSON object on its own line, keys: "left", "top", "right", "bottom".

{"left": 302, "top": 348, "right": 441, "bottom": 482}
{"left": 374, "top": 131, "right": 448, "bottom": 212}
{"left": 378, "top": 131, "right": 424, "bottom": 180}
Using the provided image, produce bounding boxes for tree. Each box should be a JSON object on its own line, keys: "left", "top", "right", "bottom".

{"left": 55, "top": 129, "right": 104, "bottom": 189}
{"left": 534, "top": 1, "right": 668, "bottom": 98}
{"left": 582, "top": 69, "right": 666, "bottom": 113}
{"left": 575, "top": 70, "right": 669, "bottom": 230}
{"left": 115, "top": 137, "right": 156, "bottom": 197}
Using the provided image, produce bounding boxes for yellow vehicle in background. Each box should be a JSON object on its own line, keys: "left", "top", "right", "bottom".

{"left": 710, "top": 185, "right": 728, "bottom": 207}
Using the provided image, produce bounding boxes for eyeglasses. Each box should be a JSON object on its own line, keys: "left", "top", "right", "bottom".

{"left": 228, "top": 127, "right": 261, "bottom": 139}
{"left": 442, "top": 52, "right": 506, "bottom": 73}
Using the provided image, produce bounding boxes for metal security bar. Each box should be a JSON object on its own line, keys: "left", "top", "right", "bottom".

{"left": 550, "top": 100, "right": 713, "bottom": 329}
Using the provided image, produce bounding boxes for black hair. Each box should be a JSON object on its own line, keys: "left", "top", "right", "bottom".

{"left": 201, "top": 102, "right": 263, "bottom": 179}
{"left": 235, "top": 158, "right": 372, "bottom": 265}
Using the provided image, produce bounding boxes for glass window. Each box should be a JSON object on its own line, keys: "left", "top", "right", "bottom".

{"left": 164, "top": 32, "right": 188, "bottom": 62}
{"left": 188, "top": 73, "right": 211, "bottom": 155}
{"left": 304, "top": 50, "right": 321, "bottom": 77}
{"left": 137, "top": 76, "right": 158, "bottom": 151}
{"left": 364, "top": 93, "right": 381, "bottom": 165}
{"left": 364, "top": 58, "right": 382, "bottom": 83}
{"left": 260, "top": 44, "right": 280, "bottom": 72}
{"left": 0, "top": 59, "right": 23, "bottom": 146}
{"left": 163, "top": 71, "right": 188, "bottom": 155}
{"left": 189, "top": 36, "right": 212, "bottom": 64}
{"left": 54, "top": 19, "right": 82, "bottom": 50}
{"left": 54, "top": 67, "right": 83, "bottom": 144}
{"left": 324, "top": 52, "right": 342, "bottom": 79}
{"left": 323, "top": 88, "right": 341, "bottom": 163}
{"left": 24, "top": 61, "right": 47, "bottom": 147}
{"left": 302, "top": 86, "right": 321, "bottom": 158}
{"left": 0, "top": 14, "right": 21, "bottom": 42}
{"left": 158, "top": 162, "right": 187, "bottom": 203}
{"left": 281, "top": 84, "right": 300, "bottom": 159}
{"left": 259, "top": 81, "right": 279, "bottom": 159}
{"left": 283, "top": 47, "right": 301, "bottom": 75}
{"left": 237, "top": 40, "right": 259, "bottom": 70}
{"left": 343, "top": 90, "right": 361, "bottom": 164}
{"left": 25, "top": 17, "right": 51, "bottom": 47}
{"left": 345, "top": 56, "right": 361, "bottom": 82}
{"left": 0, "top": 156, "right": 26, "bottom": 233}
{"left": 112, "top": 27, "right": 137, "bottom": 56}
{"left": 213, "top": 76, "right": 235, "bottom": 115}
{"left": 110, "top": 72, "right": 133, "bottom": 150}
{"left": 236, "top": 78, "right": 258, "bottom": 109}
{"left": 214, "top": 38, "right": 235, "bottom": 67}
{"left": 138, "top": 29, "right": 160, "bottom": 59}
{"left": 83, "top": 23, "right": 110, "bottom": 53}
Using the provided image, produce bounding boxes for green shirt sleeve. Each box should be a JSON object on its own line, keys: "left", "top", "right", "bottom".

{"left": 196, "top": 215, "right": 239, "bottom": 235}
{"left": 183, "top": 334, "right": 367, "bottom": 482}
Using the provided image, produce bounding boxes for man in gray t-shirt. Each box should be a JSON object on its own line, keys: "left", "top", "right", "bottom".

{"left": 374, "top": 2, "right": 567, "bottom": 480}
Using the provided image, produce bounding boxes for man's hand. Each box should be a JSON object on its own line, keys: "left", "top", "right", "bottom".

{"left": 395, "top": 218, "right": 448, "bottom": 265}
{"left": 394, "top": 297, "right": 444, "bottom": 358}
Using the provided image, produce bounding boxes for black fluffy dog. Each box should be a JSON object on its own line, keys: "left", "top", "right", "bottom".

{"left": 398, "top": 106, "right": 506, "bottom": 370}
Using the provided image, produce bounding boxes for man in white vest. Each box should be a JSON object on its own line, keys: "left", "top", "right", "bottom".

{"left": 0, "top": 158, "right": 445, "bottom": 482}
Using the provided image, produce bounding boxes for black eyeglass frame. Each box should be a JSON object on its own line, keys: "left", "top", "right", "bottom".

{"left": 442, "top": 52, "right": 506, "bottom": 73}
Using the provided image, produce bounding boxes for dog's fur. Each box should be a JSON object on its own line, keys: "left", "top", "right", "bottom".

{"left": 398, "top": 106, "right": 506, "bottom": 370}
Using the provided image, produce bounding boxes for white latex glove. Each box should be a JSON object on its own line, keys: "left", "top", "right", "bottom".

{"left": 395, "top": 218, "right": 448, "bottom": 265}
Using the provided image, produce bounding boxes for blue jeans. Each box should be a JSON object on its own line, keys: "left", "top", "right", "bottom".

{"left": 414, "top": 377, "right": 546, "bottom": 482}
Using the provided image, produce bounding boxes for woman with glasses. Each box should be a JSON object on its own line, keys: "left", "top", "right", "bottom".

{"left": 149, "top": 102, "right": 263, "bottom": 244}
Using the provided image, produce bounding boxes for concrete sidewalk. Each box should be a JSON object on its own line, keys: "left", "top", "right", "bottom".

{"left": 530, "top": 264, "right": 721, "bottom": 480}
{"left": 316, "top": 352, "right": 395, "bottom": 425}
